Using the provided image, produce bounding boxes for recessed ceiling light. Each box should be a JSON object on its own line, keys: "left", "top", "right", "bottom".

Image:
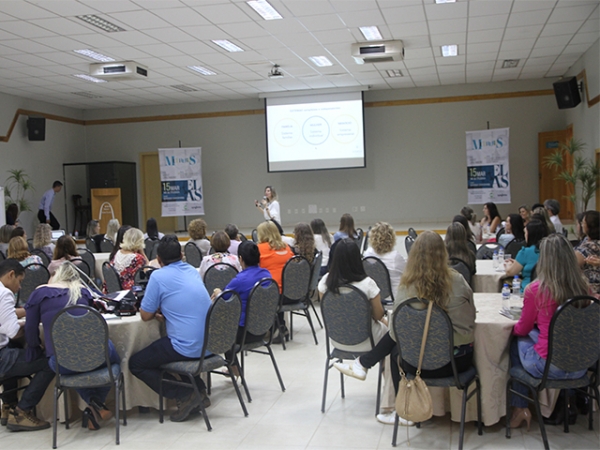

{"left": 359, "top": 26, "right": 383, "bottom": 41}
{"left": 73, "top": 49, "right": 115, "bottom": 62}
{"left": 76, "top": 15, "right": 125, "bottom": 32}
{"left": 309, "top": 56, "right": 333, "bottom": 67}
{"left": 502, "top": 59, "right": 520, "bottom": 68}
{"left": 247, "top": 0, "right": 282, "bottom": 20}
{"left": 386, "top": 69, "right": 403, "bottom": 78}
{"left": 441, "top": 44, "right": 458, "bottom": 57}
{"left": 188, "top": 65, "right": 217, "bottom": 76}
{"left": 72, "top": 74, "right": 106, "bottom": 83}
{"left": 211, "top": 40, "right": 244, "bottom": 52}
{"left": 435, "top": 0, "right": 456, "bottom": 4}
{"left": 171, "top": 85, "right": 198, "bottom": 92}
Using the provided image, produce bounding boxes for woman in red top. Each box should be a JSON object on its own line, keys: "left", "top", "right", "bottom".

{"left": 509, "top": 234, "right": 589, "bottom": 430}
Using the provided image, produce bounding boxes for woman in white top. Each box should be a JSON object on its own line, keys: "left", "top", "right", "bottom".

{"left": 199, "top": 231, "right": 242, "bottom": 278}
{"left": 255, "top": 186, "right": 280, "bottom": 224}
{"left": 363, "top": 222, "right": 406, "bottom": 296}
{"left": 310, "top": 218, "right": 332, "bottom": 275}
{"left": 187, "top": 218, "right": 211, "bottom": 257}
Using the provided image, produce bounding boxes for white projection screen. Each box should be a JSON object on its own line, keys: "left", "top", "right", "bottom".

{"left": 265, "top": 91, "right": 366, "bottom": 172}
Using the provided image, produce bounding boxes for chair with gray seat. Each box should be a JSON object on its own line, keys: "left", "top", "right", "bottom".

{"left": 362, "top": 256, "right": 394, "bottom": 305}
{"left": 158, "top": 290, "right": 247, "bottom": 431}
{"left": 203, "top": 262, "right": 238, "bottom": 295}
{"left": 73, "top": 259, "right": 91, "bottom": 278}
{"left": 102, "top": 261, "right": 122, "bottom": 293}
{"left": 78, "top": 249, "right": 96, "bottom": 279}
{"left": 251, "top": 229, "right": 258, "bottom": 243}
{"left": 476, "top": 242, "right": 504, "bottom": 260}
{"left": 391, "top": 298, "right": 482, "bottom": 449}
{"left": 85, "top": 237, "right": 97, "bottom": 253}
{"left": 505, "top": 239, "right": 525, "bottom": 258}
{"left": 50, "top": 305, "right": 126, "bottom": 448}
{"left": 100, "top": 238, "right": 114, "bottom": 253}
{"left": 506, "top": 296, "right": 600, "bottom": 450}
{"left": 144, "top": 239, "right": 159, "bottom": 261}
{"left": 31, "top": 248, "right": 50, "bottom": 267}
{"left": 320, "top": 284, "right": 383, "bottom": 414}
{"left": 306, "top": 250, "right": 323, "bottom": 328}
{"left": 407, "top": 227, "right": 418, "bottom": 240}
{"left": 404, "top": 235, "right": 415, "bottom": 255}
{"left": 277, "top": 256, "right": 317, "bottom": 349}
{"left": 184, "top": 242, "right": 202, "bottom": 268}
{"left": 237, "top": 278, "right": 286, "bottom": 402}
{"left": 17, "top": 263, "right": 50, "bottom": 306}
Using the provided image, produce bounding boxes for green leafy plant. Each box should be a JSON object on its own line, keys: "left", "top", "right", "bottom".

{"left": 544, "top": 138, "right": 600, "bottom": 214}
{"left": 4, "top": 169, "right": 35, "bottom": 212}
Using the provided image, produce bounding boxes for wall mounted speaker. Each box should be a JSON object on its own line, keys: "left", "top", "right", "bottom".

{"left": 552, "top": 77, "right": 581, "bottom": 110}
{"left": 27, "top": 117, "right": 45, "bottom": 141}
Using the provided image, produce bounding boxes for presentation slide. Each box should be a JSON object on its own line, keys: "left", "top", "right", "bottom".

{"left": 266, "top": 91, "right": 365, "bottom": 172}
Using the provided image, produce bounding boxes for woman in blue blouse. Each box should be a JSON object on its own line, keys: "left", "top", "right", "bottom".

{"left": 505, "top": 220, "right": 548, "bottom": 291}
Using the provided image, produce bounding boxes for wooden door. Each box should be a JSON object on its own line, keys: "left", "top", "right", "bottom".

{"left": 140, "top": 152, "right": 177, "bottom": 233}
{"left": 538, "top": 127, "right": 573, "bottom": 220}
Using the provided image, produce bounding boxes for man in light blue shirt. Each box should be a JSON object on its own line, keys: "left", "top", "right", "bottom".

{"left": 129, "top": 235, "right": 212, "bottom": 422}
{"left": 37, "top": 180, "right": 63, "bottom": 230}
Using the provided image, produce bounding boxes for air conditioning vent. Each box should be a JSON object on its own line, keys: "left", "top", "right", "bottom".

{"left": 351, "top": 40, "right": 404, "bottom": 64}
{"left": 90, "top": 61, "right": 148, "bottom": 80}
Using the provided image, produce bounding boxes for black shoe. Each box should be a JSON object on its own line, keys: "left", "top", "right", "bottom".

{"left": 170, "top": 392, "right": 200, "bottom": 422}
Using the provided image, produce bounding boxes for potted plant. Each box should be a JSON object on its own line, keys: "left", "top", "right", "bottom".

{"left": 4, "top": 168, "right": 35, "bottom": 213}
{"left": 544, "top": 138, "right": 600, "bottom": 215}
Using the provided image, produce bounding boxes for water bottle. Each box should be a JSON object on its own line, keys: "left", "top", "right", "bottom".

{"left": 498, "top": 246, "right": 504, "bottom": 263}
{"left": 492, "top": 250, "right": 499, "bottom": 269}
{"left": 502, "top": 284, "right": 511, "bottom": 311}
{"left": 512, "top": 275, "right": 521, "bottom": 300}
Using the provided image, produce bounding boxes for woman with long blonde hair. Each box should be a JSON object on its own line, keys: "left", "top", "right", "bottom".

{"left": 24, "top": 262, "right": 120, "bottom": 430}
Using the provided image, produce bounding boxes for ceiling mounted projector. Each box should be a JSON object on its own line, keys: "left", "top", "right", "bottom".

{"left": 268, "top": 64, "right": 283, "bottom": 79}
{"left": 351, "top": 40, "right": 404, "bottom": 64}
{"left": 90, "top": 61, "right": 148, "bottom": 80}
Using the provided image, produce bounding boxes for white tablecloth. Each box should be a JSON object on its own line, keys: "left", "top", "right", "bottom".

{"left": 473, "top": 260, "right": 506, "bottom": 293}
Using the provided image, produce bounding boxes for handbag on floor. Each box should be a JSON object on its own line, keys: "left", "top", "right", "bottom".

{"left": 395, "top": 300, "right": 433, "bottom": 423}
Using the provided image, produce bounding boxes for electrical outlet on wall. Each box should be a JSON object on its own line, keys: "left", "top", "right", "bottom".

{"left": 360, "top": 206, "right": 365, "bottom": 212}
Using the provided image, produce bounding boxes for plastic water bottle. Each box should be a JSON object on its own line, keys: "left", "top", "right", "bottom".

{"left": 498, "top": 246, "right": 504, "bottom": 262}
{"left": 502, "top": 284, "right": 511, "bottom": 311}
{"left": 492, "top": 250, "right": 499, "bottom": 269}
{"left": 512, "top": 276, "right": 521, "bottom": 300}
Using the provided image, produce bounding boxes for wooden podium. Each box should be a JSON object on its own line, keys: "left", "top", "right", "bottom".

{"left": 91, "top": 188, "right": 122, "bottom": 233}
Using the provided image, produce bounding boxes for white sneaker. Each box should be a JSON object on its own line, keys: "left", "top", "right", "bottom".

{"left": 377, "top": 412, "right": 414, "bottom": 426}
{"left": 333, "top": 359, "right": 367, "bottom": 380}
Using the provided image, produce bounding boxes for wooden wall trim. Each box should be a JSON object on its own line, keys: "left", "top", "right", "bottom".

{"left": 576, "top": 69, "right": 600, "bottom": 107}
{"left": 0, "top": 108, "right": 84, "bottom": 142}
{"left": 85, "top": 108, "right": 264, "bottom": 126}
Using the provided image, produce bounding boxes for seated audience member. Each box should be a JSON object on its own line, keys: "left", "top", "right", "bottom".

{"left": 575, "top": 210, "right": 600, "bottom": 296}
{"left": 86, "top": 220, "right": 103, "bottom": 253}
{"left": 480, "top": 202, "right": 502, "bottom": 234}
{"left": 333, "top": 213, "right": 358, "bottom": 242}
{"left": 498, "top": 213, "right": 525, "bottom": 248}
{"left": 225, "top": 224, "right": 241, "bottom": 255}
{"left": 5, "top": 203, "right": 19, "bottom": 226}
{"left": 47, "top": 235, "right": 82, "bottom": 275}
{"left": 129, "top": 235, "right": 212, "bottom": 422}
{"left": 292, "top": 223, "right": 316, "bottom": 265}
{"left": 104, "top": 219, "right": 120, "bottom": 244}
{"left": 544, "top": 199, "right": 563, "bottom": 235}
{"left": 109, "top": 228, "right": 148, "bottom": 291}
{"left": 460, "top": 206, "right": 482, "bottom": 243}
{"left": 310, "top": 218, "right": 332, "bottom": 275}
{"left": 108, "top": 225, "right": 130, "bottom": 262}
{"left": 188, "top": 219, "right": 210, "bottom": 257}
{"left": 7, "top": 237, "right": 42, "bottom": 268}
{"left": 574, "top": 212, "right": 586, "bottom": 243}
{"left": 363, "top": 222, "right": 406, "bottom": 296}
{"left": 33, "top": 223, "right": 55, "bottom": 260}
{"left": 0, "top": 225, "right": 15, "bottom": 256}
{"left": 445, "top": 222, "right": 476, "bottom": 276}
{"left": 453, "top": 215, "right": 477, "bottom": 254}
{"left": 25, "top": 262, "right": 119, "bottom": 430}
{"left": 10, "top": 227, "right": 27, "bottom": 242}
{"left": 508, "top": 234, "right": 590, "bottom": 430}
{"left": 334, "top": 231, "right": 475, "bottom": 425}
{"left": 505, "top": 220, "right": 548, "bottom": 291}
{"left": 0, "top": 259, "right": 54, "bottom": 431}
{"left": 199, "top": 231, "right": 242, "bottom": 278}
{"left": 519, "top": 204, "right": 531, "bottom": 226}
{"left": 143, "top": 217, "right": 164, "bottom": 241}
{"left": 532, "top": 207, "right": 555, "bottom": 234}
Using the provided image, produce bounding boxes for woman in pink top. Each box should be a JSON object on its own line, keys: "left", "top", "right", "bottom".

{"left": 509, "top": 234, "right": 589, "bottom": 430}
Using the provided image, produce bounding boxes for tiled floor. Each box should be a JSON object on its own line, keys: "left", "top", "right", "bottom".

{"left": 1, "top": 309, "right": 598, "bottom": 449}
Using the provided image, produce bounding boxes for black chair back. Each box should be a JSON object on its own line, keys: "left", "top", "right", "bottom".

{"left": 134, "top": 265, "right": 156, "bottom": 287}
{"left": 31, "top": 248, "right": 50, "bottom": 267}
{"left": 496, "top": 227, "right": 505, "bottom": 241}
{"left": 184, "top": 242, "right": 202, "bottom": 268}
{"left": 449, "top": 257, "right": 472, "bottom": 287}
{"left": 505, "top": 239, "right": 525, "bottom": 258}
{"left": 18, "top": 263, "right": 50, "bottom": 306}
{"left": 251, "top": 229, "right": 258, "bottom": 243}
{"left": 321, "top": 284, "right": 373, "bottom": 347}
{"left": 78, "top": 248, "right": 96, "bottom": 277}
{"left": 245, "top": 278, "right": 280, "bottom": 337}
{"left": 0, "top": 251, "right": 5, "bottom": 261}
{"left": 281, "top": 256, "right": 311, "bottom": 302}
{"left": 238, "top": 233, "right": 248, "bottom": 242}
{"left": 102, "top": 261, "right": 122, "bottom": 292}
{"left": 308, "top": 251, "right": 323, "bottom": 295}
{"left": 85, "top": 237, "right": 96, "bottom": 253}
{"left": 73, "top": 259, "right": 91, "bottom": 277}
{"left": 405, "top": 235, "right": 415, "bottom": 255}
{"left": 408, "top": 227, "right": 418, "bottom": 240}
{"left": 144, "top": 239, "right": 159, "bottom": 261}
{"left": 203, "top": 290, "right": 242, "bottom": 357}
{"left": 100, "top": 238, "right": 114, "bottom": 253}
{"left": 203, "top": 263, "right": 239, "bottom": 294}
{"left": 476, "top": 242, "right": 504, "bottom": 260}
{"left": 362, "top": 256, "right": 394, "bottom": 301}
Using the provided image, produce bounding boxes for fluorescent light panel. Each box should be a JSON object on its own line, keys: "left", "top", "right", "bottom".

{"left": 188, "top": 65, "right": 216, "bottom": 75}
{"left": 441, "top": 44, "right": 458, "bottom": 57}
{"left": 211, "top": 40, "right": 244, "bottom": 52}
{"left": 73, "top": 49, "right": 115, "bottom": 62}
{"left": 502, "top": 59, "right": 520, "bottom": 68}
{"left": 386, "top": 69, "right": 403, "bottom": 77}
{"left": 72, "top": 74, "right": 106, "bottom": 83}
{"left": 309, "top": 56, "right": 333, "bottom": 67}
{"left": 247, "top": 0, "right": 282, "bottom": 20}
{"left": 435, "top": 0, "right": 456, "bottom": 4}
{"left": 76, "top": 15, "right": 125, "bottom": 32}
{"left": 359, "top": 26, "right": 383, "bottom": 41}
{"left": 172, "top": 85, "right": 198, "bottom": 92}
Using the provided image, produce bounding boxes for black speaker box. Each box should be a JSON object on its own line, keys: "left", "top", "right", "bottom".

{"left": 553, "top": 77, "right": 581, "bottom": 110}
{"left": 27, "top": 117, "right": 45, "bottom": 141}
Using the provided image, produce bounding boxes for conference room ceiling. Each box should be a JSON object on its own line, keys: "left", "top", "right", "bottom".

{"left": 0, "top": 0, "right": 598, "bottom": 109}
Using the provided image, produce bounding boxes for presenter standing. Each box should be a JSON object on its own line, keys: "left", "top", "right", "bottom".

{"left": 37, "top": 181, "right": 63, "bottom": 230}
{"left": 255, "top": 186, "right": 281, "bottom": 224}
